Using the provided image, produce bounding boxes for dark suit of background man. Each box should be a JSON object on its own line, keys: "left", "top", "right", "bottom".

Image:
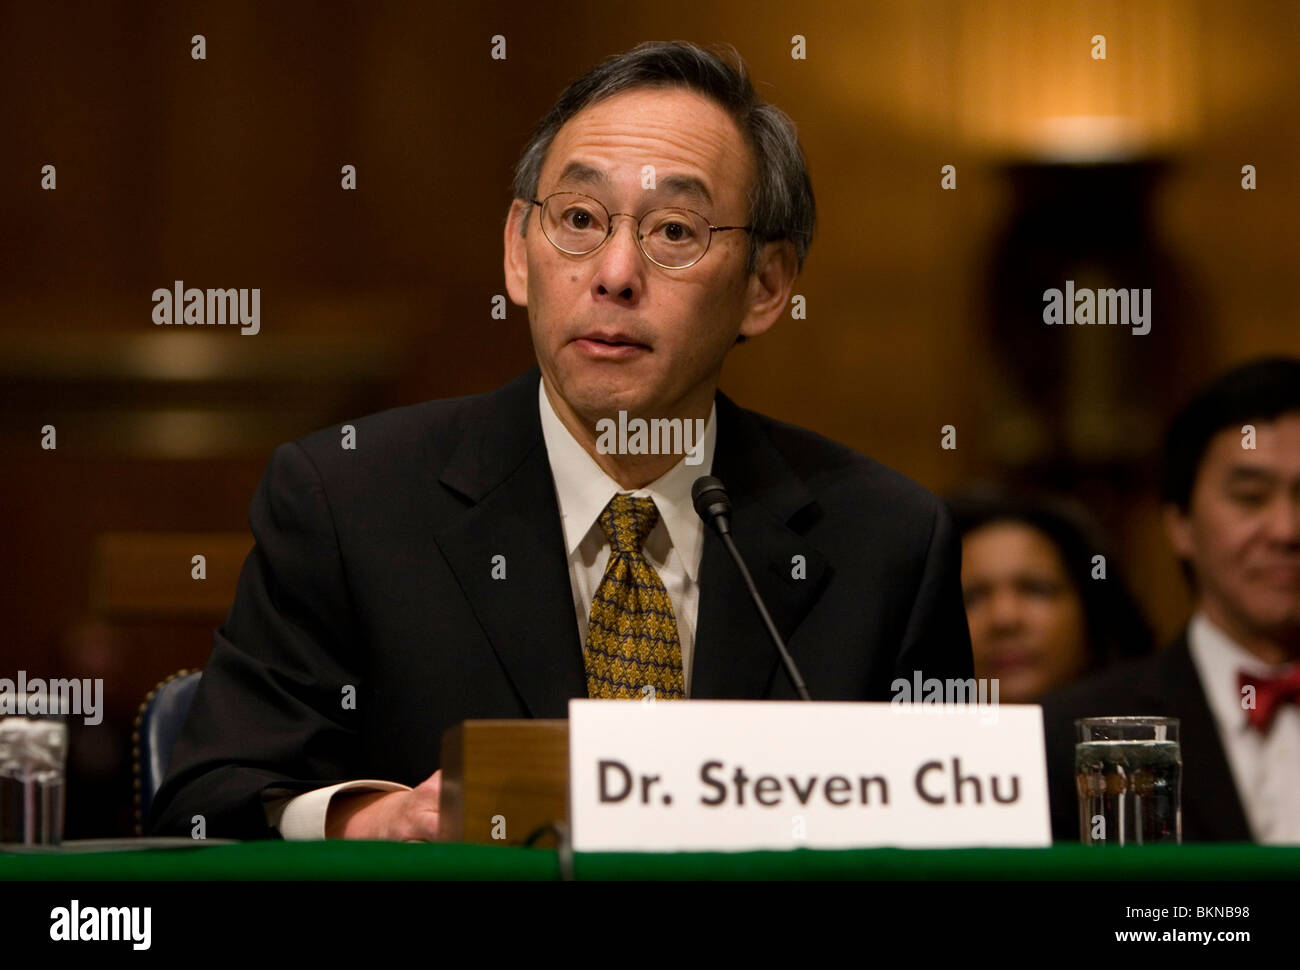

{"left": 149, "top": 41, "right": 973, "bottom": 842}
{"left": 1044, "top": 358, "right": 1300, "bottom": 843}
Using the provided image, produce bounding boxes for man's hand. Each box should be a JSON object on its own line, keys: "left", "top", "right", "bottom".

{"left": 325, "top": 770, "right": 442, "bottom": 841}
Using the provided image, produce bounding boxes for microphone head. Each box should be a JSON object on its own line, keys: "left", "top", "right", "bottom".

{"left": 692, "top": 475, "right": 732, "bottom": 528}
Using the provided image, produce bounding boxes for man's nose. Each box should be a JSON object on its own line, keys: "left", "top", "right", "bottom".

{"left": 1263, "top": 493, "right": 1300, "bottom": 544}
{"left": 590, "top": 214, "right": 644, "bottom": 299}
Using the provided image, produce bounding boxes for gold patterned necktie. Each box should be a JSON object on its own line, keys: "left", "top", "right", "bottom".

{"left": 584, "top": 493, "right": 686, "bottom": 699}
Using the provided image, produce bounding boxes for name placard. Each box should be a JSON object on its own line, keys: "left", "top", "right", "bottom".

{"left": 568, "top": 700, "right": 1050, "bottom": 851}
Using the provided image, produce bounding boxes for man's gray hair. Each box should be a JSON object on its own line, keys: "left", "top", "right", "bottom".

{"left": 511, "top": 40, "right": 816, "bottom": 276}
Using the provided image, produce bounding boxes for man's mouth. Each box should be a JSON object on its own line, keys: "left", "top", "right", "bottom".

{"left": 572, "top": 331, "right": 651, "bottom": 358}
{"left": 577, "top": 329, "right": 648, "bottom": 345}
{"left": 1251, "top": 564, "right": 1300, "bottom": 587}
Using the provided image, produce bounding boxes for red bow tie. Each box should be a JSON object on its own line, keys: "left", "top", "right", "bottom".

{"left": 1238, "top": 665, "right": 1300, "bottom": 732}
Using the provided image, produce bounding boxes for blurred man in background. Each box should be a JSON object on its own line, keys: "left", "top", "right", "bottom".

{"left": 1043, "top": 357, "right": 1300, "bottom": 843}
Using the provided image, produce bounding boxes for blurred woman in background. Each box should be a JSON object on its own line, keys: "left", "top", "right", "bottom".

{"left": 947, "top": 488, "right": 1154, "bottom": 703}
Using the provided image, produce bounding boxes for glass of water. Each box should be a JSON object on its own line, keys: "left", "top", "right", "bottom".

{"left": 0, "top": 695, "right": 69, "bottom": 845}
{"left": 1075, "top": 716, "right": 1181, "bottom": 845}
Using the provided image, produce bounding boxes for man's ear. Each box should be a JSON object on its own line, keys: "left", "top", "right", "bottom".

{"left": 503, "top": 200, "right": 529, "bottom": 307}
{"left": 738, "top": 239, "right": 798, "bottom": 341}
{"left": 1163, "top": 502, "right": 1195, "bottom": 560}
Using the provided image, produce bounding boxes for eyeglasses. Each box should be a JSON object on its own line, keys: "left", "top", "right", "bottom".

{"left": 528, "top": 191, "right": 752, "bottom": 269}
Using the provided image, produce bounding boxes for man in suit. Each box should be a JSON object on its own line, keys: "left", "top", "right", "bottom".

{"left": 1042, "top": 357, "right": 1300, "bottom": 843}
{"left": 149, "top": 41, "right": 973, "bottom": 842}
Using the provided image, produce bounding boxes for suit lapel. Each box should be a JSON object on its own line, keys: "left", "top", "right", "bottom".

{"left": 431, "top": 373, "right": 833, "bottom": 708}
{"left": 690, "top": 393, "right": 830, "bottom": 699}
{"left": 430, "top": 368, "right": 587, "bottom": 717}
{"left": 1153, "top": 635, "right": 1253, "bottom": 841}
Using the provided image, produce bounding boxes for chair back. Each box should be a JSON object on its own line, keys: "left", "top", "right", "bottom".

{"left": 133, "top": 669, "right": 201, "bottom": 834}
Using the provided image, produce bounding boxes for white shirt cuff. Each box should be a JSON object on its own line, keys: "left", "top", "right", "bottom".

{"left": 270, "top": 780, "right": 412, "bottom": 840}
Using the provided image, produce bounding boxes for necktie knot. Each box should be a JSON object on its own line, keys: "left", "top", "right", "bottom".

{"left": 1238, "top": 664, "right": 1300, "bottom": 732}
{"left": 599, "top": 493, "right": 659, "bottom": 556}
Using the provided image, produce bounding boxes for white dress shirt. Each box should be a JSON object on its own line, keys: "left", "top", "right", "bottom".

{"left": 268, "top": 378, "right": 717, "bottom": 838}
{"left": 1187, "top": 610, "right": 1300, "bottom": 844}
{"left": 538, "top": 377, "right": 717, "bottom": 698}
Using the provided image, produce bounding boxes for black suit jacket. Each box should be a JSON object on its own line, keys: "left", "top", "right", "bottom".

{"left": 1041, "top": 632, "right": 1252, "bottom": 842}
{"left": 149, "top": 367, "right": 974, "bottom": 839}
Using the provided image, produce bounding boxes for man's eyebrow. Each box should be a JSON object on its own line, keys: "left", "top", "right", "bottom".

{"left": 655, "top": 174, "right": 714, "bottom": 208}
{"left": 553, "top": 162, "right": 714, "bottom": 209}
{"left": 555, "top": 161, "right": 607, "bottom": 190}
{"left": 1224, "top": 466, "right": 1277, "bottom": 484}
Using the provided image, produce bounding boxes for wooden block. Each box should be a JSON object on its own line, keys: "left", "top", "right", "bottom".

{"left": 438, "top": 720, "right": 568, "bottom": 846}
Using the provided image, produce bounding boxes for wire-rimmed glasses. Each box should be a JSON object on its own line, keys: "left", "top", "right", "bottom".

{"left": 529, "top": 191, "right": 752, "bottom": 269}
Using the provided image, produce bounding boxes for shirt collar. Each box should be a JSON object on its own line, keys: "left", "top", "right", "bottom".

{"left": 1188, "top": 609, "right": 1296, "bottom": 733}
{"left": 537, "top": 377, "right": 716, "bottom": 580}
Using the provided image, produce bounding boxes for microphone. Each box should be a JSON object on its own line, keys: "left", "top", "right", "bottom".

{"left": 692, "top": 476, "right": 812, "bottom": 701}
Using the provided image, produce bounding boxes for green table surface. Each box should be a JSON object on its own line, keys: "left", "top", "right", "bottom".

{"left": 2, "top": 841, "right": 1297, "bottom": 880}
